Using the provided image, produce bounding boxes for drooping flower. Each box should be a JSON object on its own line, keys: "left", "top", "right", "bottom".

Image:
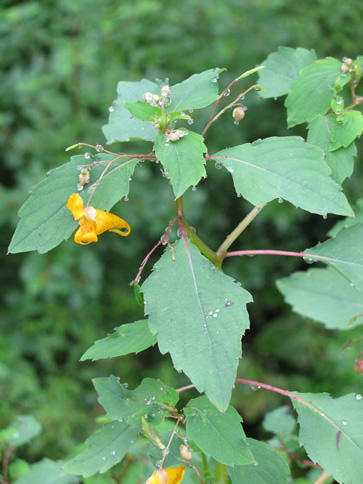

{"left": 145, "top": 465, "right": 185, "bottom": 484}
{"left": 66, "top": 193, "right": 130, "bottom": 245}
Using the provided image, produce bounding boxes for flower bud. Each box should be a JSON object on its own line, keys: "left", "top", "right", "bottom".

{"left": 152, "top": 94, "right": 160, "bottom": 102}
{"left": 175, "top": 129, "right": 186, "bottom": 138}
{"left": 233, "top": 106, "right": 245, "bottom": 122}
{"left": 166, "top": 131, "right": 181, "bottom": 142}
{"left": 142, "top": 92, "right": 154, "bottom": 103}
{"left": 79, "top": 168, "right": 90, "bottom": 187}
{"left": 180, "top": 444, "right": 192, "bottom": 461}
{"left": 161, "top": 85, "right": 171, "bottom": 97}
{"left": 341, "top": 63, "right": 349, "bottom": 73}
{"left": 354, "top": 360, "right": 363, "bottom": 374}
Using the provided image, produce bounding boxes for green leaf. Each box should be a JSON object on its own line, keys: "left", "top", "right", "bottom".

{"left": 262, "top": 406, "right": 296, "bottom": 440}
{"left": 80, "top": 320, "right": 157, "bottom": 361}
{"left": 291, "top": 392, "right": 363, "bottom": 484}
{"left": 141, "top": 239, "right": 252, "bottom": 411}
{"left": 167, "top": 111, "right": 191, "bottom": 123}
{"left": 285, "top": 58, "right": 350, "bottom": 127}
{"left": 212, "top": 137, "right": 352, "bottom": 217}
{"left": 93, "top": 376, "right": 179, "bottom": 427}
{"left": 123, "top": 101, "right": 162, "bottom": 121}
{"left": 63, "top": 421, "right": 138, "bottom": 478}
{"left": 184, "top": 396, "right": 254, "bottom": 466}
{"left": 305, "top": 224, "right": 363, "bottom": 293}
{"left": 277, "top": 267, "right": 363, "bottom": 329}
{"left": 8, "top": 154, "right": 136, "bottom": 254}
{"left": 307, "top": 114, "right": 356, "bottom": 184}
{"left": 154, "top": 131, "right": 207, "bottom": 198}
{"left": 330, "top": 110, "right": 363, "bottom": 151}
{"left": 13, "top": 459, "right": 79, "bottom": 484}
{"left": 166, "top": 68, "right": 225, "bottom": 112}
{"left": 228, "top": 438, "right": 290, "bottom": 484}
{"left": 328, "top": 199, "right": 363, "bottom": 237}
{"left": 5, "top": 415, "right": 41, "bottom": 447}
{"left": 258, "top": 47, "right": 316, "bottom": 99}
{"left": 102, "top": 79, "right": 159, "bottom": 143}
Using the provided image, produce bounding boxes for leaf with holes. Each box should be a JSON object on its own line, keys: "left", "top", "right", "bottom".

{"left": 141, "top": 239, "right": 252, "bottom": 411}
{"left": 184, "top": 396, "right": 254, "bottom": 466}
{"left": 305, "top": 223, "right": 363, "bottom": 293}
{"left": 277, "top": 267, "right": 363, "bottom": 329}
{"left": 8, "top": 154, "right": 136, "bottom": 254}
{"left": 291, "top": 392, "right": 363, "bottom": 483}
{"left": 63, "top": 421, "right": 138, "bottom": 478}
{"left": 212, "top": 137, "right": 352, "bottom": 217}
{"left": 258, "top": 46, "right": 316, "bottom": 98}
{"left": 81, "top": 320, "right": 157, "bottom": 361}
{"left": 154, "top": 131, "right": 207, "bottom": 198}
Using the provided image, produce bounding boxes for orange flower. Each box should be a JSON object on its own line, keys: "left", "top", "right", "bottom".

{"left": 66, "top": 193, "right": 130, "bottom": 245}
{"left": 145, "top": 465, "right": 185, "bottom": 484}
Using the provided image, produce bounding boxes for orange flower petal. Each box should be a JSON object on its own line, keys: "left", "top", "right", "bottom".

{"left": 74, "top": 218, "right": 98, "bottom": 245}
{"left": 94, "top": 210, "right": 131, "bottom": 237}
{"left": 67, "top": 193, "right": 85, "bottom": 219}
{"left": 145, "top": 466, "right": 185, "bottom": 484}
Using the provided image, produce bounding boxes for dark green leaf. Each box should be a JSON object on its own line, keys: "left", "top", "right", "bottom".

{"left": 291, "top": 392, "right": 363, "bottom": 484}
{"left": 63, "top": 421, "right": 138, "bottom": 478}
{"left": 102, "top": 79, "right": 159, "bottom": 143}
{"left": 285, "top": 59, "right": 350, "bottom": 127}
{"left": 166, "top": 68, "right": 225, "bottom": 112}
{"left": 330, "top": 110, "right": 363, "bottom": 151}
{"left": 305, "top": 224, "right": 363, "bottom": 293}
{"left": 277, "top": 267, "right": 363, "bottom": 330}
{"left": 141, "top": 240, "right": 252, "bottom": 411}
{"left": 93, "top": 376, "right": 178, "bottom": 427}
{"left": 307, "top": 114, "right": 356, "bottom": 184}
{"left": 14, "top": 459, "right": 79, "bottom": 484}
{"left": 8, "top": 154, "right": 136, "bottom": 254}
{"left": 228, "top": 438, "right": 290, "bottom": 484}
{"left": 262, "top": 406, "right": 296, "bottom": 440}
{"left": 5, "top": 416, "right": 41, "bottom": 447}
{"left": 154, "top": 131, "right": 207, "bottom": 198}
{"left": 258, "top": 47, "right": 316, "bottom": 99}
{"left": 80, "top": 320, "right": 157, "bottom": 361}
{"left": 185, "top": 396, "right": 254, "bottom": 466}
{"left": 123, "top": 101, "right": 161, "bottom": 121}
{"left": 212, "top": 137, "right": 352, "bottom": 217}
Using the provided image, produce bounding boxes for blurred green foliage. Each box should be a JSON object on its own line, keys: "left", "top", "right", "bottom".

{"left": 1, "top": 0, "right": 362, "bottom": 468}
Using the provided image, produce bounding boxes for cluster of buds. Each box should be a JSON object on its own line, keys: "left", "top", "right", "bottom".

{"left": 143, "top": 85, "right": 172, "bottom": 107}
{"left": 78, "top": 168, "right": 90, "bottom": 187}
{"left": 341, "top": 57, "right": 354, "bottom": 74}
{"left": 165, "top": 129, "right": 187, "bottom": 142}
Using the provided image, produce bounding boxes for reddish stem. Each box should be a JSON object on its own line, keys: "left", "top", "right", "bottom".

{"left": 2, "top": 446, "right": 14, "bottom": 483}
{"left": 190, "top": 463, "right": 205, "bottom": 484}
{"left": 225, "top": 249, "right": 327, "bottom": 261}
{"left": 132, "top": 218, "right": 177, "bottom": 285}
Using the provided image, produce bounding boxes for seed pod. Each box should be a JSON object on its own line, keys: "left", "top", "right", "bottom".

{"left": 233, "top": 106, "right": 245, "bottom": 121}
{"left": 180, "top": 444, "right": 192, "bottom": 461}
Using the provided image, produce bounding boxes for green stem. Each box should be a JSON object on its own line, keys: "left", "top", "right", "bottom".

{"left": 175, "top": 197, "right": 221, "bottom": 268}
{"left": 215, "top": 462, "right": 228, "bottom": 484}
{"left": 216, "top": 203, "right": 266, "bottom": 258}
{"left": 201, "top": 453, "right": 212, "bottom": 481}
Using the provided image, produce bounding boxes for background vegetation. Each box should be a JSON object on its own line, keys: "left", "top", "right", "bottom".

{"left": 1, "top": 0, "right": 362, "bottom": 467}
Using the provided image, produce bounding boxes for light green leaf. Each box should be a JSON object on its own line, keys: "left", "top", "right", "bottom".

{"left": 305, "top": 224, "right": 363, "bottom": 293}
{"left": 141, "top": 239, "right": 252, "bottom": 411}
{"left": 81, "top": 320, "right": 157, "bottom": 361}
{"left": 63, "top": 421, "right": 138, "bottom": 478}
{"left": 291, "top": 392, "right": 363, "bottom": 484}
{"left": 166, "top": 68, "right": 225, "bottom": 112}
{"left": 14, "top": 459, "right": 79, "bottom": 484}
{"left": 328, "top": 199, "right": 363, "bottom": 237}
{"left": 330, "top": 110, "right": 363, "bottom": 151}
{"left": 277, "top": 267, "right": 363, "bottom": 329}
{"left": 154, "top": 131, "right": 207, "bottom": 198}
{"left": 212, "top": 137, "right": 352, "bottom": 217}
{"left": 286, "top": 58, "right": 350, "bottom": 127}
{"left": 93, "top": 376, "right": 178, "bottom": 427}
{"left": 307, "top": 114, "right": 356, "bottom": 183}
{"left": 8, "top": 154, "right": 136, "bottom": 254}
{"left": 102, "top": 79, "right": 159, "bottom": 143}
{"left": 5, "top": 416, "right": 41, "bottom": 447}
{"left": 184, "top": 396, "right": 254, "bottom": 466}
{"left": 258, "top": 47, "right": 316, "bottom": 99}
{"left": 262, "top": 406, "right": 296, "bottom": 440}
{"left": 228, "top": 438, "right": 290, "bottom": 484}
{"left": 123, "top": 101, "right": 162, "bottom": 121}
